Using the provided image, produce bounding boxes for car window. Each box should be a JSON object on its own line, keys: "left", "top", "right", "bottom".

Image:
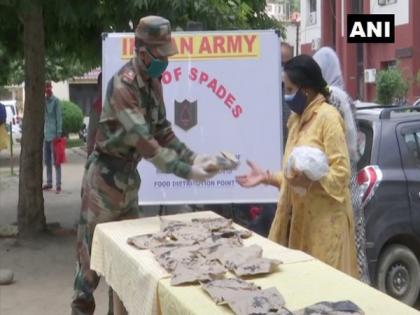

{"left": 357, "top": 131, "right": 366, "bottom": 157}
{"left": 356, "top": 124, "right": 373, "bottom": 170}
{"left": 403, "top": 132, "right": 420, "bottom": 165}
{"left": 5, "top": 105, "right": 16, "bottom": 115}
{"left": 5, "top": 107, "right": 13, "bottom": 119}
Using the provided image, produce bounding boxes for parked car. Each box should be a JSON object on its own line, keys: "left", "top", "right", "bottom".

{"left": 414, "top": 98, "right": 420, "bottom": 107}
{"left": 356, "top": 105, "right": 420, "bottom": 306}
{"left": 1, "top": 100, "right": 21, "bottom": 135}
{"left": 78, "top": 117, "right": 89, "bottom": 143}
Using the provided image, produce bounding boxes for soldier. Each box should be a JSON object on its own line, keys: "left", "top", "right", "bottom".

{"left": 71, "top": 16, "right": 223, "bottom": 314}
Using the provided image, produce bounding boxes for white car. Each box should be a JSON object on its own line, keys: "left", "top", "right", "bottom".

{"left": 413, "top": 98, "right": 420, "bottom": 107}
{"left": 1, "top": 100, "right": 22, "bottom": 137}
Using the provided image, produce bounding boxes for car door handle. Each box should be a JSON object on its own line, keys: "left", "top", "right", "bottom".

{"left": 409, "top": 192, "right": 420, "bottom": 202}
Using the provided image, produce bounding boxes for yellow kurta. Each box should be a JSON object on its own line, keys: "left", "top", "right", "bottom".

{"left": 268, "top": 94, "right": 358, "bottom": 277}
{"left": 0, "top": 123, "right": 9, "bottom": 151}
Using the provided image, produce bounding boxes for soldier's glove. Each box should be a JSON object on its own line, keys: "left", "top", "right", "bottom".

{"left": 189, "top": 165, "right": 218, "bottom": 181}
{"left": 193, "top": 154, "right": 219, "bottom": 171}
{"left": 215, "top": 151, "right": 240, "bottom": 171}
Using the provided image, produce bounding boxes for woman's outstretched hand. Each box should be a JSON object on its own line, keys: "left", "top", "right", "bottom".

{"left": 235, "top": 160, "right": 267, "bottom": 188}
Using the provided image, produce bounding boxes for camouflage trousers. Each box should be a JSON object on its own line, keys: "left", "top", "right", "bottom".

{"left": 71, "top": 152, "right": 140, "bottom": 315}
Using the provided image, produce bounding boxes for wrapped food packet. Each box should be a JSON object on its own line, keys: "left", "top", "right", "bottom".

{"left": 204, "top": 151, "right": 240, "bottom": 172}
{"left": 286, "top": 146, "right": 329, "bottom": 196}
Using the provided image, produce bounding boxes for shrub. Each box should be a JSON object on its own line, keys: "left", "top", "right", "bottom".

{"left": 61, "top": 100, "right": 83, "bottom": 136}
{"left": 376, "top": 67, "right": 409, "bottom": 106}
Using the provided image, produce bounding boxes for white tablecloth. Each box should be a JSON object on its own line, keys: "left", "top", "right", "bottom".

{"left": 90, "top": 211, "right": 313, "bottom": 314}
{"left": 91, "top": 211, "right": 420, "bottom": 315}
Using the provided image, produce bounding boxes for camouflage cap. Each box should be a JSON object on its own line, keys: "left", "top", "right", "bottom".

{"left": 135, "top": 16, "right": 178, "bottom": 57}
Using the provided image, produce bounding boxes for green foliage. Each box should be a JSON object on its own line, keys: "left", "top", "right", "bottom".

{"left": 290, "top": 0, "right": 300, "bottom": 12}
{"left": 66, "top": 138, "right": 84, "bottom": 148}
{"left": 61, "top": 100, "right": 83, "bottom": 136}
{"left": 376, "top": 67, "right": 409, "bottom": 105}
{"left": 0, "top": 0, "right": 284, "bottom": 85}
{"left": 416, "top": 70, "right": 420, "bottom": 87}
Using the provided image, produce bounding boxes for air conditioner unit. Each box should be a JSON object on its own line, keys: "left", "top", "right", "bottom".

{"left": 309, "top": 12, "right": 316, "bottom": 25}
{"left": 311, "top": 38, "right": 321, "bottom": 51}
{"left": 364, "top": 69, "right": 377, "bottom": 83}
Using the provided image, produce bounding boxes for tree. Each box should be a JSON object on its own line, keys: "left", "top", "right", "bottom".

{"left": 0, "top": 0, "right": 283, "bottom": 236}
{"left": 16, "top": 1, "right": 47, "bottom": 235}
{"left": 376, "top": 67, "right": 409, "bottom": 106}
{"left": 290, "top": 0, "right": 300, "bottom": 12}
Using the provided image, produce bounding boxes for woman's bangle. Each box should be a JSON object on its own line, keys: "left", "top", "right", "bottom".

{"left": 262, "top": 170, "right": 273, "bottom": 185}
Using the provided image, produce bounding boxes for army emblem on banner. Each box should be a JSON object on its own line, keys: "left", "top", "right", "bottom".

{"left": 174, "top": 100, "right": 198, "bottom": 131}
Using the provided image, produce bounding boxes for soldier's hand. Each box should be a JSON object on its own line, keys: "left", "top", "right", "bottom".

{"left": 193, "top": 154, "right": 219, "bottom": 172}
{"left": 189, "top": 165, "right": 218, "bottom": 181}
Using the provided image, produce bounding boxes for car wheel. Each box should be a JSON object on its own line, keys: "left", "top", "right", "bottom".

{"left": 376, "top": 244, "right": 420, "bottom": 306}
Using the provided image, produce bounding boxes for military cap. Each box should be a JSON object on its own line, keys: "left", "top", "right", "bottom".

{"left": 135, "top": 15, "right": 178, "bottom": 57}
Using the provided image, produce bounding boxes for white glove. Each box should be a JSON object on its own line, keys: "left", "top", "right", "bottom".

{"left": 193, "top": 154, "right": 219, "bottom": 172}
{"left": 215, "top": 151, "right": 240, "bottom": 171}
{"left": 189, "top": 165, "right": 217, "bottom": 181}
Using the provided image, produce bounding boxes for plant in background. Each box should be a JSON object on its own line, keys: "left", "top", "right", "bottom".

{"left": 376, "top": 67, "right": 409, "bottom": 106}
{"left": 416, "top": 69, "right": 420, "bottom": 87}
{"left": 61, "top": 100, "right": 83, "bottom": 137}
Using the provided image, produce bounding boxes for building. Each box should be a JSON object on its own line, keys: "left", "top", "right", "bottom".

{"left": 266, "top": 0, "right": 291, "bottom": 21}
{"left": 52, "top": 67, "right": 101, "bottom": 115}
{"left": 299, "top": 0, "right": 420, "bottom": 102}
{"left": 266, "top": 1, "right": 301, "bottom": 56}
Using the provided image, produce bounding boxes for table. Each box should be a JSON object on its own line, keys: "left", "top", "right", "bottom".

{"left": 91, "top": 211, "right": 420, "bottom": 315}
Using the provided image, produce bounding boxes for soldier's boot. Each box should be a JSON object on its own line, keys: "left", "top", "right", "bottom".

{"left": 108, "top": 286, "right": 114, "bottom": 315}
{"left": 70, "top": 295, "right": 95, "bottom": 315}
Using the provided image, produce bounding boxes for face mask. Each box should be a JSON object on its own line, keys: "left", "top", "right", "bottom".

{"left": 145, "top": 49, "right": 168, "bottom": 78}
{"left": 284, "top": 89, "right": 307, "bottom": 115}
{"left": 45, "top": 88, "right": 52, "bottom": 97}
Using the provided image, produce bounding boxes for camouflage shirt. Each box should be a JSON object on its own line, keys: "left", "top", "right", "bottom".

{"left": 96, "top": 58, "right": 195, "bottom": 179}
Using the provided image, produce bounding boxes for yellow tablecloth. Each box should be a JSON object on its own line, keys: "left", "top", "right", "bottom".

{"left": 91, "top": 211, "right": 419, "bottom": 315}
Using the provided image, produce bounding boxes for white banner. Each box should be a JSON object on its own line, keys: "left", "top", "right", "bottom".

{"left": 102, "top": 30, "right": 282, "bottom": 205}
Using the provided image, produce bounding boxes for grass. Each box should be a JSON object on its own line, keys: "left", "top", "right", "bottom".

{"left": 66, "top": 138, "right": 84, "bottom": 148}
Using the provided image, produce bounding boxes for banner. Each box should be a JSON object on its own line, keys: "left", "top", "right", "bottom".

{"left": 102, "top": 30, "right": 282, "bottom": 205}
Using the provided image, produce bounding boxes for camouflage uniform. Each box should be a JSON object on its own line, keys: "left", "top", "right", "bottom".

{"left": 71, "top": 16, "right": 196, "bottom": 315}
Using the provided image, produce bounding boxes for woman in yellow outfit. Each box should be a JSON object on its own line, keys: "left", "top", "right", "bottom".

{"left": 0, "top": 102, "right": 9, "bottom": 151}
{"left": 236, "top": 55, "right": 358, "bottom": 277}
{"left": 0, "top": 124, "right": 9, "bottom": 151}
{"left": 0, "top": 123, "right": 9, "bottom": 151}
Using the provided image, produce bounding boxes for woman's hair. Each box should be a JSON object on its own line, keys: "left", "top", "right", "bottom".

{"left": 284, "top": 54, "right": 330, "bottom": 99}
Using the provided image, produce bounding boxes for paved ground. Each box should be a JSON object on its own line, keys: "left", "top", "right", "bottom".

{"left": 0, "top": 143, "right": 193, "bottom": 315}
{"left": 0, "top": 145, "right": 109, "bottom": 315}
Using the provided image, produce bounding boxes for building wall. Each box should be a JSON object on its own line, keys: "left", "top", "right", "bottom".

{"left": 370, "top": 0, "right": 409, "bottom": 26}
{"left": 52, "top": 81, "right": 69, "bottom": 101}
{"left": 285, "top": 23, "right": 299, "bottom": 55}
{"left": 300, "top": 0, "right": 322, "bottom": 54}
{"left": 364, "top": 0, "right": 417, "bottom": 102}
{"left": 69, "top": 83, "right": 97, "bottom": 116}
{"left": 266, "top": 1, "right": 290, "bottom": 21}
{"left": 314, "top": 0, "right": 419, "bottom": 102}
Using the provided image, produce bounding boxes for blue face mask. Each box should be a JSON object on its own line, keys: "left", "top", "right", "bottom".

{"left": 284, "top": 89, "right": 308, "bottom": 115}
{"left": 145, "top": 49, "right": 168, "bottom": 78}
